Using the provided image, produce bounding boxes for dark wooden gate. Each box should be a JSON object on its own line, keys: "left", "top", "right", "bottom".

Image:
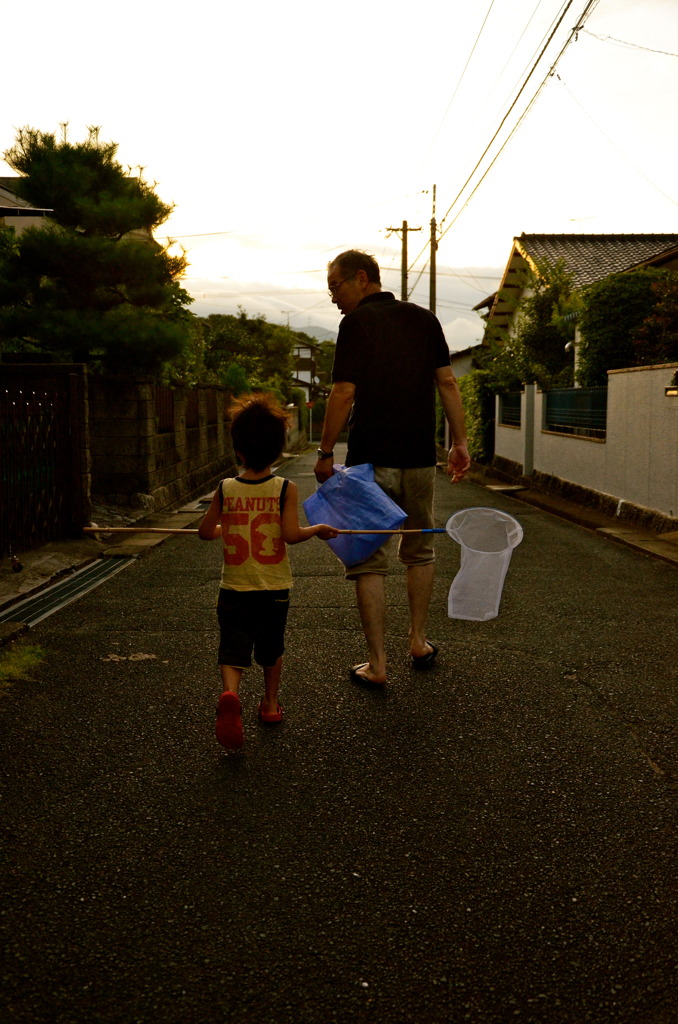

{"left": 0, "top": 364, "right": 88, "bottom": 557}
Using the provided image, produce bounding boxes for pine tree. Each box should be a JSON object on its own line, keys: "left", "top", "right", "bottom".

{"left": 0, "top": 125, "right": 193, "bottom": 373}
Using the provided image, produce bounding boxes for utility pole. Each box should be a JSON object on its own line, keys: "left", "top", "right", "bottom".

{"left": 429, "top": 184, "right": 437, "bottom": 314}
{"left": 386, "top": 220, "right": 421, "bottom": 300}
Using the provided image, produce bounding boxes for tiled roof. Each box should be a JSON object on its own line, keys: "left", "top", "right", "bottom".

{"left": 478, "top": 233, "right": 678, "bottom": 335}
{"left": 517, "top": 233, "right": 678, "bottom": 288}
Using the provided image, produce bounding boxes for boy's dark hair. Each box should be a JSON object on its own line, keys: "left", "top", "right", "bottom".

{"left": 329, "top": 249, "right": 381, "bottom": 285}
{"left": 230, "top": 393, "right": 290, "bottom": 472}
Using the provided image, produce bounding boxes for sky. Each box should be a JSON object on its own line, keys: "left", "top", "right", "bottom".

{"left": 2, "top": 0, "right": 677, "bottom": 350}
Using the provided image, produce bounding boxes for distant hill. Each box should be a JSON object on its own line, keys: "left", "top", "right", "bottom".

{"left": 296, "top": 324, "right": 337, "bottom": 344}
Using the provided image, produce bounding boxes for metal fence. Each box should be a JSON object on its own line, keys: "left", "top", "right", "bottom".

{"left": 544, "top": 386, "right": 607, "bottom": 439}
{"left": 499, "top": 392, "right": 522, "bottom": 427}
{"left": 0, "top": 367, "right": 86, "bottom": 557}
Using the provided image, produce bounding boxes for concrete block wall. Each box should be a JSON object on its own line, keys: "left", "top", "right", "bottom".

{"left": 89, "top": 377, "right": 237, "bottom": 512}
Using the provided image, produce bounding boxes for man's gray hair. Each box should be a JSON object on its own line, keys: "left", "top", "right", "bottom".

{"left": 329, "top": 250, "right": 381, "bottom": 285}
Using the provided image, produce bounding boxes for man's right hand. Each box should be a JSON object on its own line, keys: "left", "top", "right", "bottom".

{"left": 314, "top": 458, "right": 334, "bottom": 484}
{"left": 447, "top": 442, "right": 470, "bottom": 483}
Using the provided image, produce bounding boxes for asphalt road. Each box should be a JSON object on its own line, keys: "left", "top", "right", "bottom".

{"left": 1, "top": 450, "right": 676, "bottom": 1024}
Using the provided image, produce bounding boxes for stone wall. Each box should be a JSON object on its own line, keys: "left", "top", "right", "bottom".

{"left": 89, "top": 377, "right": 237, "bottom": 512}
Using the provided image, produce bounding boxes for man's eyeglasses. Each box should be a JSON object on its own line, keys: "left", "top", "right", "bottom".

{"left": 328, "top": 273, "right": 356, "bottom": 297}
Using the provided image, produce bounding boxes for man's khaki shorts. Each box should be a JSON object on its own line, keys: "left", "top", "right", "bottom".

{"left": 345, "top": 465, "right": 437, "bottom": 580}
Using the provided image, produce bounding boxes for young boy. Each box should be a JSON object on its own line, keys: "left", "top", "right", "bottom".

{"left": 198, "top": 393, "right": 337, "bottom": 751}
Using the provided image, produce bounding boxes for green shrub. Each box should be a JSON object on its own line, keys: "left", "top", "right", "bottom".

{"left": 290, "top": 388, "right": 308, "bottom": 434}
{"left": 578, "top": 269, "right": 668, "bottom": 386}
{"left": 458, "top": 369, "right": 496, "bottom": 463}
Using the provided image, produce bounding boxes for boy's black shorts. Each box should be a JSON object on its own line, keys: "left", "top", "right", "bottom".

{"left": 216, "top": 588, "right": 290, "bottom": 669}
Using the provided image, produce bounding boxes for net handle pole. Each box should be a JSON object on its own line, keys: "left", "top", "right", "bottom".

{"left": 82, "top": 526, "right": 447, "bottom": 536}
{"left": 83, "top": 527, "right": 200, "bottom": 535}
{"left": 335, "top": 528, "right": 446, "bottom": 534}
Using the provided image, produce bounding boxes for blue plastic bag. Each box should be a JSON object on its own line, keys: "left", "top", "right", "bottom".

{"left": 303, "top": 464, "right": 407, "bottom": 568}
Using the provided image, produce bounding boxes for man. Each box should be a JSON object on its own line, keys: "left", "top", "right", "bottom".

{"left": 314, "top": 249, "right": 470, "bottom": 686}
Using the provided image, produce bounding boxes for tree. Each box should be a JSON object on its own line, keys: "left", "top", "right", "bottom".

{"left": 633, "top": 271, "right": 678, "bottom": 366}
{"left": 315, "top": 339, "right": 336, "bottom": 388}
{"left": 201, "top": 310, "right": 297, "bottom": 399}
{"left": 220, "top": 362, "right": 251, "bottom": 396}
{"left": 458, "top": 261, "right": 578, "bottom": 463}
{"left": 0, "top": 125, "right": 193, "bottom": 373}
{"left": 0, "top": 226, "right": 19, "bottom": 309}
{"left": 483, "top": 259, "right": 578, "bottom": 391}
{"left": 576, "top": 268, "right": 667, "bottom": 386}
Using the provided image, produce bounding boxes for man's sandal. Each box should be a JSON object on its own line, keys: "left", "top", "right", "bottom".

{"left": 410, "top": 641, "right": 439, "bottom": 670}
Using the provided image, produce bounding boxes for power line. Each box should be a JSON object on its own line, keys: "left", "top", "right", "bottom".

{"left": 438, "top": 0, "right": 578, "bottom": 231}
{"left": 407, "top": 0, "right": 583, "bottom": 275}
{"left": 485, "top": 0, "right": 551, "bottom": 107}
{"left": 157, "top": 230, "right": 234, "bottom": 240}
{"left": 437, "top": 271, "right": 502, "bottom": 279}
{"left": 556, "top": 74, "right": 677, "bottom": 206}
{"left": 407, "top": 259, "right": 429, "bottom": 298}
{"left": 580, "top": 28, "right": 678, "bottom": 58}
{"left": 435, "top": 0, "right": 602, "bottom": 247}
{"left": 157, "top": 191, "right": 431, "bottom": 247}
{"left": 419, "top": 0, "right": 498, "bottom": 170}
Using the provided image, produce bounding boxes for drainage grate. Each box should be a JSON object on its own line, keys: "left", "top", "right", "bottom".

{"left": 0, "top": 556, "right": 136, "bottom": 628}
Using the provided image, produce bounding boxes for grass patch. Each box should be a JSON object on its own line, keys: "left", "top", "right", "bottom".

{"left": 0, "top": 642, "right": 46, "bottom": 695}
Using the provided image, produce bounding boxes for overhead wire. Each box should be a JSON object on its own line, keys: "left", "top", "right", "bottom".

{"left": 483, "top": 0, "right": 551, "bottom": 107}
{"left": 156, "top": 230, "right": 234, "bottom": 240}
{"left": 406, "top": 0, "right": 600, "bottom": 280}
{"left": 418, "top": 0, "right": 498, "bottom": 172}
{"left": 555, "top": 74, "right": 677, "bottom": 206}
{"left": 437, "top": 0, "right": 579, "bottom": 233}
{"left": 183, "top": 3, "right": 599, "bottom": 321}
{"left": 579, "top": 28, "right": 678, "bottom": 58}
{"left": 406, "top": 0, "right": 580, "bottom": 280}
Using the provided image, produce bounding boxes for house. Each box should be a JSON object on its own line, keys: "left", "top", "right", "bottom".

{"left": 450, "top": 343, "right": 485, "bottom": 380}
{"left": 475, "top": 233, "right": 678, "bottom": 341}
{"left": 480, "top": 234, "right": 678, "bottom": 528}
{"left": 472, "top": 233, "right": 678, "bottom": 384}
{"left": 292, "top": 339, "right": 329, "bottom": 403}
{"left": 0, "top": 175, "right": 153, "bottom": 244}
{"left": 0, "top": 176, "right": 52, "bottom": 235}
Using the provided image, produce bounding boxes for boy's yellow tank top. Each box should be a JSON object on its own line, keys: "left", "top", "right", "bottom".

{"left": 219, "top": 475, "right": 292, "bottom": 592}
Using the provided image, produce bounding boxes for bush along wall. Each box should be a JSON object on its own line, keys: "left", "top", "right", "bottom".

{"left": 458, "top": 369, "right": 496, "bottom": 463}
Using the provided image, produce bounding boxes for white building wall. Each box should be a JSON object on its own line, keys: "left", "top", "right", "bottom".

{"left": 495, "top": 423, "right": 524, "bottom": 464}
{"left": 606, "top": 364, "right": 678, "bottom": 517}
{"left": 493, "top": 363, "right": 678, "bottom": 519}
{"left": 450, "top": 350, "right": 475, "bottom": 378}
{"left": 494, "top": 396, "right": 525, "bottom": 464}
{"left": 532, "top": 389, "right": 608, "bottom": 491}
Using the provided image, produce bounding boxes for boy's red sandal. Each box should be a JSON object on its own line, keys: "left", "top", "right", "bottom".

{"left": 257, "top": 701, "right": 283, "bottom": 723}
{"left": 215, "top": 691, "right": 244, "bottom": 749}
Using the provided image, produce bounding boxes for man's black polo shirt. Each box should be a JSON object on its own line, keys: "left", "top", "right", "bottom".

{"left": 331, "top": 291, "right": 451, "bottom": 468}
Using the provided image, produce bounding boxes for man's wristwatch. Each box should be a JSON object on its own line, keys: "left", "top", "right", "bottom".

{"left": 317, "top": 448, "right": 334, "bottom": 460}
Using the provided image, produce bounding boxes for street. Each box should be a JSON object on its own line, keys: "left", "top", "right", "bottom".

{"left": 1, "top": 449, "right": 676, "bottom": 1024}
